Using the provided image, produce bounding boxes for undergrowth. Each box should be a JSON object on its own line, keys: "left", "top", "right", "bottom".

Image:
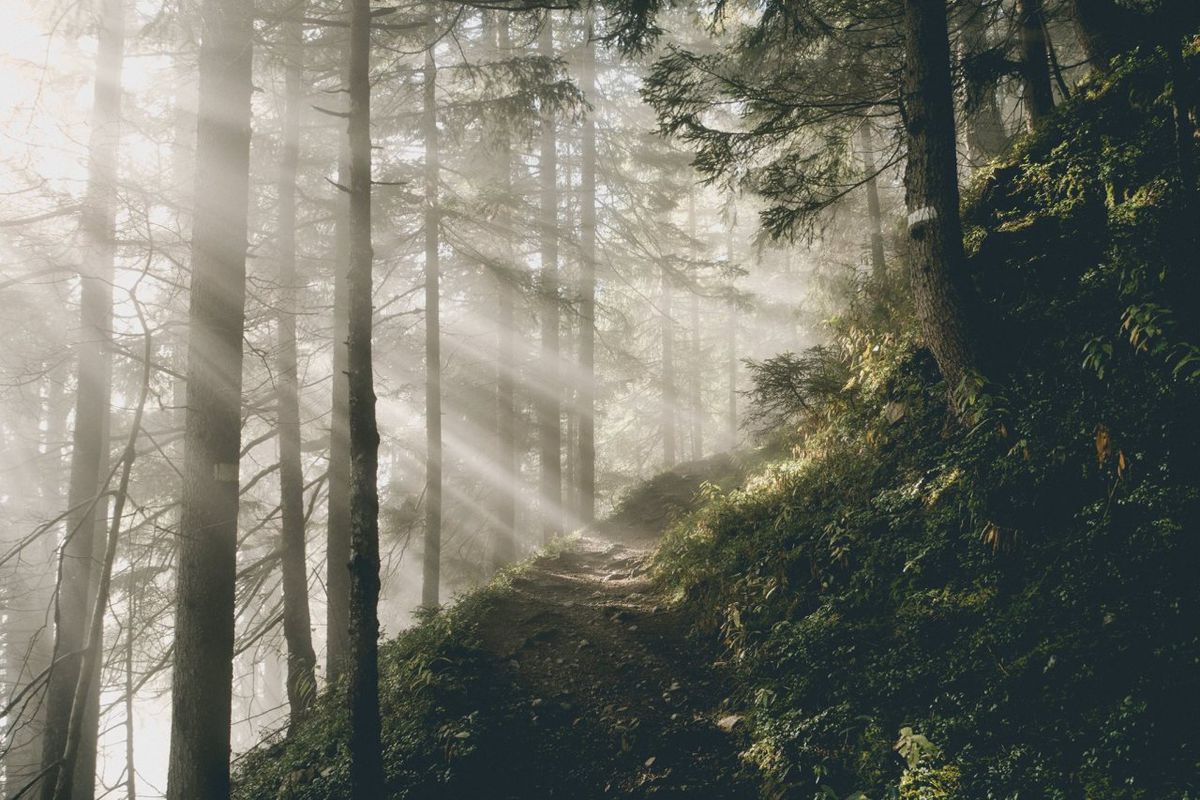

{"left": 653, "top": 47, "right": 1200, "bottom": 800}
{"left": 235, "top": 45, "right": 1200, "bottom": 800}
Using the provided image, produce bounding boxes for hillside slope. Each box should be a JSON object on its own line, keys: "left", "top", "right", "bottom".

{"left": 233, "top": 456, "right": 760, "bottom": 799}
{"left": 236, "top": 49, "right": 1200, "bottom": 800}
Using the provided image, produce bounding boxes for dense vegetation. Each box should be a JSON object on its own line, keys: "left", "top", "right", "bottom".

{"left": 230, "top": 44, "right": 1200, "bottom": 799}
{"left": 660, "top": 46, "right": 1200, "bottom": 799}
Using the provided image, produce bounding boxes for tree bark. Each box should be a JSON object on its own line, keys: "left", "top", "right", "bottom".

{"left": 577, "top": 16, "right": 597, "bottom": 525}
{"left": 345, "top": 0, "right": 384, "bottom": 794}
{"left": 276, "top": 2, "right": 317, "bottom": 727}
{"left": 1070, "top": 0, "right": 1137, "bottom": 71}
{"left": 901, "top": 0, "right": 983, "bottom": 400}
{"left": 421, "top": 28, "right": 442, "bottom": 608}
{"left": 538, "top": 13, "right": 562, "bottom": 543}
{"left": 1016, "top": 0, "right": 1055, "bottom": 128}
{"left": 41, "top": 1, "right": 123, "bottom": 796}
{"left": 165, "top": 0, "right": 253, "bottom": 794}
{"left": 325, "top": 16, "right": 353, "bottom": 688}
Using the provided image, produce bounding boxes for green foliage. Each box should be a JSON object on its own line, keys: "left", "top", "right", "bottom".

{"left": 743, "top": 346, "right": 852, "bottom": 434}
{"left": 232, "top": 574, "right": 522, "bottom": 800}
{"left": 652, "top": 48, "right": 1200, "bottom": 800}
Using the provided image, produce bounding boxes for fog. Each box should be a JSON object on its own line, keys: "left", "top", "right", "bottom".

{"left": 0, "top": 0, "right": 895, "bottom": 796}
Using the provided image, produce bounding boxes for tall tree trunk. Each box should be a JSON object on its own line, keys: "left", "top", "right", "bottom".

{"left": 485, "top": 14, "right": 518, "bottom": 567}
{"left": 325, "top": 57, "right": 352, "bottom": 685}
{"left": 901, "top": 0, "right": 983, "bottom": 400}
{"left": 490, "top": 12, "right": 517, "bottom": 569}
{"left": 3, "top": 388, "right": 58, "bottom": 800}
{"left": 1070, "top": 0, "right": 1136, "bottom": 71}
{"left": 577, "top": 16, "right": 597, "bottom": 525}
{"left": 165, "top": 0, "right": 253, "bottom": 794}
{"left": 858, "top": 123, "right": 887, "bottom": 281}
{"left": 52, "top": 324, "right": 150, "bottom": 800}
{"left": 1017, "top": 0, "right": 1055, "bottom": 128}
{"left": 42, "top": 1, "right": 123, "bottom": 796}
{"left": 493, "top": 272, "right": 517, "bottom": 568}
{"left": 1164, "top": 21, "right": 1196, "bottom": 194}
{"left": 960, "top": 0, "right": 1008, "bottom": 162}
{"left": 686, "top": 192, "right": 703, "bottom": 462}
{"left": 725, "top": 224, "right": 738, "bottom": 451}
{"left": 276, "top": 3, "right": 317, "bottom": 726}
{"left": 123, "top": 585, "right": 135, "bottom": 800}
{"left": 345, "top": 0, "right": 383, "bottom": 794}
{"left": 660, "top": 263, "right": 676, "bottom": 467}
{"left": 538, "top": 14, "right": 562, "bottom": 543}
{"left": 421, "top": 30, "right": 442, "bottom": 608}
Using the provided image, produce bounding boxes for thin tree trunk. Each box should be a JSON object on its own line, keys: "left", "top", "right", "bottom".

{"left": 577, "top": 16, "right": 597, "bottom": 524}
{"left": 345, "top": 0, "right": 383, "bottom": 794}
{"left": 42, "top": 1, "right": 123, "bottom": 796}
{"left": 165, "top": 0, "right": 253, "bottom": 794}
{"left": 1017, "top": 0, "right": 1055, "bottom": 128}
{"left": 960, "top": 0, "right": 1007, "bottom": 162}
{"left": 52, "top": 322, "right": 150, "bottom": 800}
{"left": 123, "top": 585, "right": 135, "bottom": 800}
{"left": 491, "top": 12, "right": 517, "bottom": 569}
{"left": 325, "top": 17, "right": 353, "bottom": 687}
{"left": 686, "top": 192, "right": 703, "bottom": 462}
{"left": 1165, "top": 28, "right": 1196, "bottom": 193}
{"left": 276, "top": 3, "right": 317, "bottom": 726}
{"left": 858, "top": 123, "right": 887, "bottom": 281}
{"left": 3, "top": 389, "right": 58, "bottom": 800}
{"left": 493, "top": 273, "right": 517, "bottom": 567}
{"left": 421, "top": 29, "right": 442, "bottom": 608}
{"left": 725, "top": 224, "right": 737, "bottom": 450}
{"left": 901, "top": 0, "right": 983, "bottom": 401}
{"left": 538, "top": 14, "right": 562, "bottom": 543}
{"left": 660, "top": 263, "right": 676, "bottom": 468}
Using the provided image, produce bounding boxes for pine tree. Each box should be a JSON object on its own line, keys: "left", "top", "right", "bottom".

{"left": 166, "top": 0, "right": 254, "bottom": 794}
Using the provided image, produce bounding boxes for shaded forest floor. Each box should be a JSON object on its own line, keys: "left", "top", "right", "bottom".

{"left": 429, "top": 531, "right": 758, "bottom": 798}
{"left": 234, "top": 454, "right": 763, "bottom": 799}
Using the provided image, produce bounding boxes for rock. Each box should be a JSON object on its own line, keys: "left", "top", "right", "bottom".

{"left": 716, "top": 714, "right": 744, "bottom": 733}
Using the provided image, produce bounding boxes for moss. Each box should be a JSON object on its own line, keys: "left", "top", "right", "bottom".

{"left": 648, "top": 47, "right": 1200, "bottom": 800}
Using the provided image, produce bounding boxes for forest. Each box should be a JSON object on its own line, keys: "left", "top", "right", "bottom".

{"left": 1, "top": 0, "right": 1198, "bottom": 797}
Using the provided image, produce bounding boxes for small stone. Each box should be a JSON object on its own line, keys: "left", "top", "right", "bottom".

{"left": 716, "top": 714, "right": 744, "bottom": 733}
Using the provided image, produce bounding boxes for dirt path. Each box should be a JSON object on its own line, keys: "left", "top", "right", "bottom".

{"left": 430, "top": 534, "right": 757, "bottom": 799}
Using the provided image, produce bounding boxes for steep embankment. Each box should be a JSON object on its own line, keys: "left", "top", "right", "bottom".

{"left": 233, "top": 456, "right": 760, "bottom": 800}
